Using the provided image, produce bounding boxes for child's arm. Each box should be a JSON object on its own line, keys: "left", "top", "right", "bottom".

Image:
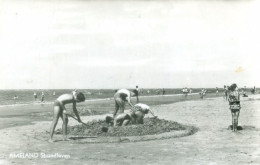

{"left": 149, "top": 109, "right": 157, "bottom": 118}
{"left": 127, "top": 96, "right": 134, "bottom": 108}
{"left": 73, "top": 102, "right": 82, "bottom": 123}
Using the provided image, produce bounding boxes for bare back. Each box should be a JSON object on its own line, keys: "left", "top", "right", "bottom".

{"left": 56, "top": 94, "right": 75, "bottom": 105}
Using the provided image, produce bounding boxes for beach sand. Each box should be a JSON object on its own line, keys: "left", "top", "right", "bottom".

{"left": 0, "top": 94, "right": 259, "bottom": 164}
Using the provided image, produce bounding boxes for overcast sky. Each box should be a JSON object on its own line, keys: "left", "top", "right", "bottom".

{"left": 0, "top": 0, "right": 259, "bottom": 89}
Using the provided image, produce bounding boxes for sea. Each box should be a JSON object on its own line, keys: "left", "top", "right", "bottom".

{"left": 0, "top": 88, "right": 252, "bottom": 106}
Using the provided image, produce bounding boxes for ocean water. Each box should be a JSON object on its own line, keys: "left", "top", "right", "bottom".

{"left": 0, "top": 88, "right": 248, "bottom": 106}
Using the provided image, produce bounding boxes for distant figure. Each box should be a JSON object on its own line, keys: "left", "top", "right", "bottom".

{"left": 53, "top": 91, "right": 56, "bottom": 96}
{"left": 242, "top": 89, "right": 248, "bottom": 97}
{"left": 200, "top": 88, "right": 205, "bottom": 99}
{"left": 48, "top": 92, "right": 85, "bottom": 143}
{"left": 183, "top": 87, "right": 188, "bottom": 98}
{"left": 33, "top": 92, "right": 37, "bottom": 101}
{"left": 147, "top": 90, "right": 150, "bottom": 94}
{"left": 136, "top": 86, "right": 139, "bottom": 103}
{"left": 204, "top": 89, "right": 207, "bottom": 96}
{"left": 224, "top": 85, "right": 228, "bottom": 100}
{"left": 228, "top": 84, "right": 241, "bottom": 132}
{"left": 13, "top": 95, "right": 18, "bottom": 100}
{"left": 189, "top": 88, "right": 192, "bottom": 94}
{"left": 162, "top": 88, "right": 165, "bottom": 95}
{"left": 216, "top": 87, "right": 219, "bottom": 95}
{"left": 41, "top": 92, "right": 45, "bottom": 102}
{"left": 251, "top": 86, "right": 256, "bottom": 94}
{"left": 113, "top": 89, "right": 139, "bottom": 118}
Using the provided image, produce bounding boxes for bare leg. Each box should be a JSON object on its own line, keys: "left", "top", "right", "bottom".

{"left": 234, "top": 111, "right": 239, "bottom": 131}
{"left": 48, "top": 106, "right": 61, "bottom": 143}
{"left": 113, "top": 100, "right": 119, "bottom": 118}
{"left": 62, "top": 112, "right": 70, "bottom": 141}
{"left": 122, "top": 119, "right": 130, "bottom": 126}
{"left": 231, "top": 112, "right": 235, "bottom": 132}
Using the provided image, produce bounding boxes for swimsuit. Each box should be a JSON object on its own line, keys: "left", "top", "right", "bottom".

{"left": 53, "top": 100, "right": 63, "bottom": 109}
{"left": 229, "top": 92, "right": 241, "bottom": 112}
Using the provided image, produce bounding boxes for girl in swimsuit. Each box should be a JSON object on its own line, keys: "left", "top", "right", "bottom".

{"left": 228, "top": 84, "right": 241, "bottom": 132}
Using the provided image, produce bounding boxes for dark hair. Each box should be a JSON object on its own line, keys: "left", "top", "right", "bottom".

{"left": 132, "top": 89, "right": 138, "bottom": 96}
{"left": 230, "top": 84, "right": 237, "bottom": 91}
{"left": 105, "top": 116, "right": 113, "bottom": 124}
{"left": 144, "top": 109, "right": 149, "bottom": 114}
{"left": 76, "top": 92, "right": 85, "bottom": 102}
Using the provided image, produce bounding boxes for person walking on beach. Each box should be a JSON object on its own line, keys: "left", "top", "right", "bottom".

{"left": 228, "top": 83, "right": 241, "bottom": 132}
{"left": 200, "top": 88, "right": 205, "bottom": 99}
{"left": 189, "top": 88, "right": 192, "bottom": 94}
{"left": 13, "top": 95, "right": 18, "bottom": 100}
{"left": 224, "top": 85, "right": 228, "bottom": 100}
{"left": 136, "top": 86, "right": 139, "bottom": 103}
{"left": 216, "top": 87, "right": 219, "bottom": 95}
{"left": 113, "top": 89, "right": 138, "bottom": 118}
{"left": 33, "top": 92, "right": 37, "bottom": 101}
{"left": 183, "top": 87, "right": 188, "bottom": 98}
{"left": 41, "top": 92, "right": 45, "bottom": 102}
{"left": 48, "top": 92, "right": 85, "bottom": 143}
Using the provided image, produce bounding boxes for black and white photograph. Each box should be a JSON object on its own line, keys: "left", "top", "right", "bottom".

{"left": 0, "top": 0, "right": 259, "bottom": 164}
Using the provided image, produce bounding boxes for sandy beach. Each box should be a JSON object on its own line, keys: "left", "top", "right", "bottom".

{"left": 0, "top": 94, "right": 259, "bottom": 165}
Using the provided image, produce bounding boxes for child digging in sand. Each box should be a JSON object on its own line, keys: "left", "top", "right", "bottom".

{"left": 113, "top": 89, "right": 139, "bottom": 118}
{"left": 106, "top": 103, "right": 156, "bottom": 126}
{"left": 228, "top": 83, "right": 241, "bottom": 132}
{"left": 48, "top": 92, "right": 85, "bottom": 143}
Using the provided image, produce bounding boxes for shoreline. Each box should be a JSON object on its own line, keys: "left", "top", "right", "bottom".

{"left": 0, "top": 93, "right": 201, "bottom": 108}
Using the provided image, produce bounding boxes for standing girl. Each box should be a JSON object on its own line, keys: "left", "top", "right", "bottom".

{"left": 228, "top": 84, "right": 241, "bottom": 132}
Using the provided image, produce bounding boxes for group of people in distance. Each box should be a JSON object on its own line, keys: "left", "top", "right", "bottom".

{"left": 48, "top": 84, "right": 244, "bottom": 142}
{"left": 48, "top": 88, "right": 156, "bottom": 143}
{"left": 33, "top": 91, "right": 45, "bottom": 102}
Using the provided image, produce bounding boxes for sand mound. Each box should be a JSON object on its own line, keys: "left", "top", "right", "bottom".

{"left": 56, "top": 118, "right": 187, "bottom": 137}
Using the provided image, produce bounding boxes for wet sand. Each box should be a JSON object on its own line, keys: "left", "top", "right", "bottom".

{"left": 0, "top": 94, "right": 259, "bottom": 164}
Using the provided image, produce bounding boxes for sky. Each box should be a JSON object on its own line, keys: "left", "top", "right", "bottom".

{"left": 0, "top": 0, "right": 259, "bottom": 89}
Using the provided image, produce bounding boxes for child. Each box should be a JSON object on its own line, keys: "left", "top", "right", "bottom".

{"left": 48, "top": 92, "right": 85, "bottom": 143}
{"left": 106, "top": 103, "right": 156, "bottom": 126}
{"left": 228, "top": 83, "right": 241, "bottom": 132}
{"left": 132, "top": 103, "right": 156, "bottom": 124}
{"left": 106, "top": 114, "right": 132, "bottom": 127}
{"left": 113, "top": 89, "right": 138, "bottom": 118}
